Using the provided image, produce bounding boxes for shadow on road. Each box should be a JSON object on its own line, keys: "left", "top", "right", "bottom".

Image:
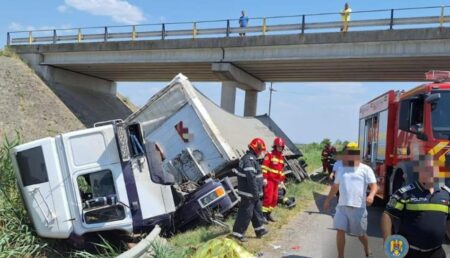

{"left": 305, "top": 191, "right": 384, "bottom": 239}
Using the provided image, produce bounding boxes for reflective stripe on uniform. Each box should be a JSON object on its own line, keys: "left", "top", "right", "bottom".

{"left": 244, "top": 167, "right": 257, "bottom": 172}
{"left": 254, "top": 226, "right": 265, "bottom": 231}
{"left": 238, "top": 191, "right": 254, "bottom": 198}
{"left": 262, "top": 206, "right": 271, "bottom": 212}
{"left": 409, "top": 245, "right": 441, "bottom": 252}
{"left": 235, "top": 171, "right": 246, "bottom": 177}
{"left": 405, "top": 203, "right": 449, "bottom": 213}
{"left": 232, "top": 232, "right": 243, "bottom": 238}
{"left": 255, "top": 174, "right": 263, "bottom": 178}
{"left": 271, "top": 157, "right": 284, "bottom": 164}
{"left": 394, "top": 202, "right": 405, "bottom": 211}
{"left": 264, "top": 166, "right": 283, "bottom": 175}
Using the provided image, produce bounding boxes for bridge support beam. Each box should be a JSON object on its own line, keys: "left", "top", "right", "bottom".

{"left": 17, "top": 53, "right": 132, "bottom": 126}
{"left": 213, "top": 62, "right": 264, "bottom": 116}
{"left": 20, "top": 54, "right": 116, "bottom": 95}
{"left": 220, "top": 81, "right": 237, "bottom": 114}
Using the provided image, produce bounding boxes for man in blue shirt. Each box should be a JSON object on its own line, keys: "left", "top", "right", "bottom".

{"left": 239, "top": 10, "right": 249, "bottom": 36}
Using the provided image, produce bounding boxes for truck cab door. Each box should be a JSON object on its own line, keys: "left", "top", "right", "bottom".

{"left": 60, "top": 126, "right": 132, "bottom": 235}
{"left": 11, "top": 138, "right": 73, "bottom": 238}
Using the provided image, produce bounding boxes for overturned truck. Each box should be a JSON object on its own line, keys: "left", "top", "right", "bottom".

{"left": 126, "top": 74, "right": 307, "bottom": 183}
{"left": 10, "top": 74, "right": 307, "bottom": 246}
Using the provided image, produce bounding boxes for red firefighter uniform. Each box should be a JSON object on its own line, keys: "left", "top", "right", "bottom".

{"left": 261, "top": 139, "right": 285, "bottom": 216}
{"left": 321, "top": 144, "right": 333, "bottom": 174}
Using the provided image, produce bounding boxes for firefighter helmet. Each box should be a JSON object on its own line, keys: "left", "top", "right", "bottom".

{"left": 273, "top": 137, "right": 285, "bottom": 149}
{"left": 248, "top": 138, "right": 267, "bottom": 155}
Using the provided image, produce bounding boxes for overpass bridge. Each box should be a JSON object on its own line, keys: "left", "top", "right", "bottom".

{"left": 7, "top": 6, "right": 450, "bottom": 116}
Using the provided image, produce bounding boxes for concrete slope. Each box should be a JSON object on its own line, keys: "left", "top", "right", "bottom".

{"left": 0, "top": 55, "right": 132, "bottom": 143}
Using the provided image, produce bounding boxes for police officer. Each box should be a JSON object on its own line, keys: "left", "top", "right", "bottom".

{"left": 231, "top": 138, "right": 269, "bottom": 242}
{"left": 381, "top": 156, "right": 450, "bottom": 258}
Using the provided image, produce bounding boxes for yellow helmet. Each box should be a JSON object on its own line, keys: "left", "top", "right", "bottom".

{"left": 346, "top": 142, "right": 359, "bottom": 151}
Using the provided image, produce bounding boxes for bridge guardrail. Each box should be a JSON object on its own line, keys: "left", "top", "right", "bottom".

{"left": 6, "top": 5, "right": 450, "bottom": 46}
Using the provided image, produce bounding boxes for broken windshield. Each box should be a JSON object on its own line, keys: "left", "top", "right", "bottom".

{"left": 431, "top": 91, "right": 450, "bottom": 140}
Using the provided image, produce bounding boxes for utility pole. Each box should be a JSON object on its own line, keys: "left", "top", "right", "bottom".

{"left": 268, "top": 82, "right": 276, "bottom": 117}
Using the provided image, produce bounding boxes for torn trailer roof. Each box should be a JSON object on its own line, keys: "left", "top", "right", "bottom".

{"left": 125, "top": 74, "right": 302, "bottom": 173}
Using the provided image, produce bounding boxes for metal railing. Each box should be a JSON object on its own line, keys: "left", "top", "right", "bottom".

{"left": 6, "top": 5, "right": 450, "bottom": 46}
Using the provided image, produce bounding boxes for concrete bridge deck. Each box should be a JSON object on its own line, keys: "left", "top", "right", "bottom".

{"left": 11, "top": 28, "right": 450, "bottom": 82}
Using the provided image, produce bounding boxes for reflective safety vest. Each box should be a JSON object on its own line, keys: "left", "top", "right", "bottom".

{"left": 385, "top": 181, "right": 450, "bottom": 250}
{"left": 261, "top": 151, "right": 285, "bottom": 182}
{"left": 341, "top": 8, "right": 352, "bottom": 21}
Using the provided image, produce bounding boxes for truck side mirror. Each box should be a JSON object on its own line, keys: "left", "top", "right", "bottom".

{"left": 426, "top": 93, "right": 441, "bottom": 103}
{"left": 145, "top": 141, "right": 175, "bottom": 185}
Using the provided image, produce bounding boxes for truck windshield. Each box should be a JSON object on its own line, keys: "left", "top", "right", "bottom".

{"left": 431, "top": 91, "right": 450, "bottom": 140}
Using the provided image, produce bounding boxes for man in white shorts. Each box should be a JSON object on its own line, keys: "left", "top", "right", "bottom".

{"left": 323, "top": 142, "right": 377, "bottom": 258}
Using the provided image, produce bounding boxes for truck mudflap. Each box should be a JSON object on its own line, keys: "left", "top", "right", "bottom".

{"left": 175, "top": 178, "right": 236, "bottom": 230}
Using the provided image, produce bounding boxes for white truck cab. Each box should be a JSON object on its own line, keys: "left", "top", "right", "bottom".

{"left": 11, "top": 122, "right": 176, "bottom": 243}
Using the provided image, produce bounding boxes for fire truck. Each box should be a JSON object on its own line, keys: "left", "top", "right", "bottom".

{"left": 359, "top": 71, "right": 450, "bottom": 201}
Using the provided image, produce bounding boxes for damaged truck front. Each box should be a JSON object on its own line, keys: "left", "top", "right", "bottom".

{"left": 10, "top": 74, "right": 306, "bottom": 246}
{"left": 10, "top": 120, "right": 235, "bottom": 247}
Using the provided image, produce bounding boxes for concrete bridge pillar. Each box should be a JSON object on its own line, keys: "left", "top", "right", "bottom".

{"left": 212, "top": 62, "right": 265, "bottom": 116}
{"left": 220, "top": 81, "right": 237, "bottom": 113}
{"left": 244, "top": 90, "right": 258, "bottom": 117}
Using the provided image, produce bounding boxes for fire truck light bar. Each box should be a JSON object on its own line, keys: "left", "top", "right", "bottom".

{"left": 425, "top": 70, "right": 450, "bottom": 82}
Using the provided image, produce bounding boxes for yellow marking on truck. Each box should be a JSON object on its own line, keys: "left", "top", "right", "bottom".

{"left": 428, "top": 142, "right": 448, "bottom": 155}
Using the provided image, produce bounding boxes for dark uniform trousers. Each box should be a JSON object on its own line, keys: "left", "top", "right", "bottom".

{"left": 385, "top": 181, "right": 450, "bottom": 258}
{"left": 232, "top": 196, "right": 265, "bottom": 236}
{"left": 232, "top": 150, "right": 266, "bottom": 238}
{"left": 406, "top": 247, "right": 446, "bottom": 258}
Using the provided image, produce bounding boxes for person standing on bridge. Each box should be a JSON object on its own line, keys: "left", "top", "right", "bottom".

{"left": 239, "top": 10, "right": 249, "bottom": 36}
{"left": 323, "top": 142, "right": 377, "bottom": 258}
{"left": 340, "top": 3, "right": 352, "bottom": 32}
{"left": 231, "top": 138, "right": 268, "bottom": 242}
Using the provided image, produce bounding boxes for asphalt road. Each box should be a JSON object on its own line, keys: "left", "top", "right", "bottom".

{"left": 261, "top": 186, "right": 450, "bottom": 258}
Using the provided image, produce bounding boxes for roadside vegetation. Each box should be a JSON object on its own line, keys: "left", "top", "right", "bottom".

{"left": 298, "top": 139, "right": 349, "bottom": 173}
{"left": 0, "top": 135, "right": 59, "bottom": 257}
{"left": 0, "top": 47, "right": 18, "bottom": 58}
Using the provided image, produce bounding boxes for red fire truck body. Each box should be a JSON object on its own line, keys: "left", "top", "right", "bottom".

{"left": 359, "top": 72, "right": 450, "bottom": 201}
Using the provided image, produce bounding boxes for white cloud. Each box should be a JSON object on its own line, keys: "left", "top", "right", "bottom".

{"left": 64, "top": 0, "right": 146, "bottom": 25}
{"left": 8, "top": 22, "right": 72, "bottom": 32}
{"left": 57, "top": 5, "right": 68, "bottom": 13}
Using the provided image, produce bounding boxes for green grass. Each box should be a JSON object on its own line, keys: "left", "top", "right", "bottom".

{"left": 0, "top": 47, "right": 18, "bottom": 58}
{"left": 0, "top": 134, "right": 56, "bottom": 257}
{"left": 298, "top": 139, "right": 349, "bottom": 173}
{"left": 168, "top": 179, "right": 325, "bottom": 257}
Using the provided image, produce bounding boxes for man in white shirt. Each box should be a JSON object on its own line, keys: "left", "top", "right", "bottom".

{"left": 323, "top": 142, "right": 377, "bottom": 258}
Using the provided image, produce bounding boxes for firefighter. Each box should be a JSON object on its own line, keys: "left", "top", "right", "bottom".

{"left": 231, "top": 138, "right": 268, "bottom": 242}
{"left": 321, "top": 141, "right": 333, "bottom": 175}
{"left": 261, "top": 137, "right": 286, "bottom": 222}
{"left": 381, "top": 156, "right": 450, "bottom": 258}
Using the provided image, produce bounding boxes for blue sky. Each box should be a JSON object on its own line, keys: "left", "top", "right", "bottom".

{"left": 2, "top": 0, "right": 449, "bottom": 143}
